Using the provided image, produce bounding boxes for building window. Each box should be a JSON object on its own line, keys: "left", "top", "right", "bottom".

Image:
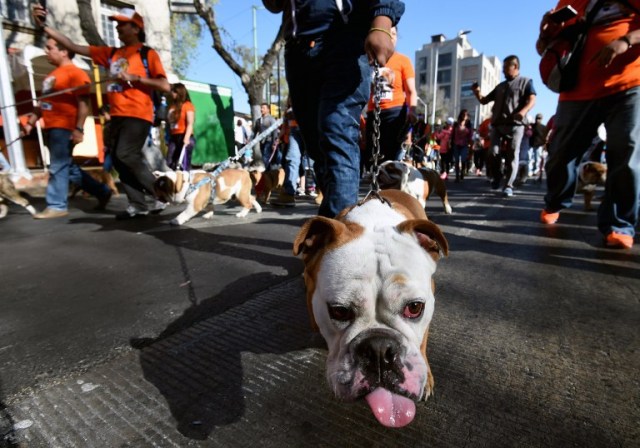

{"left": 440, "top": 85, "right": 451, "bottom": 99}
{"left": 2, "top": 0, "right": 31, "bottom": 24}
{"left": 438, "top": 53, "right": 452, "bottom": 67}
{"left": 419, "top": 73, "right": 427, "bottom": 86}
{"left": 437, "top": 69, "right": 451, "bottom": 83}
{"left": 418, "top": 57, "right": 427, "bottom": 71}
{"left": 100, "top": 2, "right": 134, "bottom": 47}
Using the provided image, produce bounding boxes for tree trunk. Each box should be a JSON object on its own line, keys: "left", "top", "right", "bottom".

{"left": 193, "top": 0, "right": 285, "bottom": 120}
{"left": 76, "top": 0, "right": 105, "bottom": 46}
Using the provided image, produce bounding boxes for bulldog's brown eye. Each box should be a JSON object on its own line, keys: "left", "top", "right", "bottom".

{"left": 403, "top": 301, "right": 424, "bottom": 319}
{"left": 327, "top": 304, "right": 355, "bottom": 322}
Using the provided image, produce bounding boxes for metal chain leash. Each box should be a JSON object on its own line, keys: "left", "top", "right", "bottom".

{"left": 359, "top": 61, "right": 390, "bottom": 207}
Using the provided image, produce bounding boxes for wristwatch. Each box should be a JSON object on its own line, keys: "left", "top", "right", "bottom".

{"left": 75, "top": 126, "right": 84, "bottom": 133}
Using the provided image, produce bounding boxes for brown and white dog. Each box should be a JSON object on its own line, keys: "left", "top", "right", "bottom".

{"left": 293, "top": 189, "right": 449, "bottom": 428}
{"left": 0, "top": 173, "right": 37, "bottom": 219}
{"left": 153, "top": 169, "right": 262, "bottom": 225}
{"left": 250, "top": 168, "right": 285, "bottom": 204}
{"left": 577, "top": 161, "right": 607, "bottom": 211}
{"left": 377, "top": 160, "right": 453, "bottom": 214}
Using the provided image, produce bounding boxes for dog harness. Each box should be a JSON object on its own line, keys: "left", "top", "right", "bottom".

{"left": 183, "top": 159, "right": 234, "bottom": 199}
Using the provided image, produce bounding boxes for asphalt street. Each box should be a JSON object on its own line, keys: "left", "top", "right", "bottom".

{"left": 0, "top": 174, "right": 638, "bottom": 447}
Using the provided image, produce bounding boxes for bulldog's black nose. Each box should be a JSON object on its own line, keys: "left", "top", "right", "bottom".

{"left": 353, "top": 333, "right": 405, "bottom": 387}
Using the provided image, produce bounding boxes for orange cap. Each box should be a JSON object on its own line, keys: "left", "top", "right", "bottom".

{"left": 109, "top": 8, "right": 144, "bottom": 30}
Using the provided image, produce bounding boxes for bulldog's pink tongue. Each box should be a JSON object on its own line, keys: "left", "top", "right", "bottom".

{"left": 365, "top": 388, "right": 416, "bottom": 428}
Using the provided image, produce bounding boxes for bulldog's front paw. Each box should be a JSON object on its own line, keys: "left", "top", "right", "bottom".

{"left": 423, "top": 369, "right": 434, "bottom": 401}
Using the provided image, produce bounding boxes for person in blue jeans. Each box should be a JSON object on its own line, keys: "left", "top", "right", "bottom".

{"left": 536, "top": 1, "right": 640, "bottom": 249}
{"left": 22, "top": 38, "right": 112, "bottom": 219}
{"left": 271, "top": 101, "right": 303, "bottom": 207}
{"left": 264, "top": 0, "right": 405, "bottom": 217}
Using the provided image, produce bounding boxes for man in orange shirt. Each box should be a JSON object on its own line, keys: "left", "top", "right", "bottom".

{"left": 33, "top": 6, "right": 170, "bottom": 219}
{"left": 22, "top": 39, "right": 112, "bottom": 219}
{"left": 365, "top": 26, "right": 417, "bottom": 167}
{"left": 537, "top": 0, "right": 640, "bottom": 249}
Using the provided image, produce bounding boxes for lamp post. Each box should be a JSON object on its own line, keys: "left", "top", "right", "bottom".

{"left": 417, "top": 96, "right": 428, "bottom": 124}
{"left": 430, "top": 30, "right": 472, "bottom": 125}
{"left": 430, "top": 43, "right": 440, "bottom": 126}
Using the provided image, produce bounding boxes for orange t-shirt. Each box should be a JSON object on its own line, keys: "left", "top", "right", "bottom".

{"left": 552, "top": 0, "right": 640, "bottom": 101}
{"left": 169, "top": 101, "right": 195, "bottom": 135}
{"left": 40, "top": 64, "right": 90, "bottom": 130}
{"left": 89, "top": 44, "right": 167, "bottom": 123}
{"left": 367, "top": 52, "right": 415, "bottom": 111}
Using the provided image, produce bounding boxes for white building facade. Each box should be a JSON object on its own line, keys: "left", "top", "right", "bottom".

{"left": 415, "top": 33, "right": 501, "bottom": 126}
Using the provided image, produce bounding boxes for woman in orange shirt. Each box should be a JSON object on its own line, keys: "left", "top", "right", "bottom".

{"left": 166, "top": 83, "right": 196, "bottom": 171}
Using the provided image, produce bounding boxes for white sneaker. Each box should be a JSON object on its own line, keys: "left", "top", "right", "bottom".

{"left": 149, "top": 200, "right": 167, "bottom": 215}
{"left": 116, "top": 205, "right": 149, "bottom": 220}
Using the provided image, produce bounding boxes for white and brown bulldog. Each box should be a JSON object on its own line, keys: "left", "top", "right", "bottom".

{"left": 0, "top": 173, "right": 37, "bottom": 219}
{"left": 153, "top": 168, "right": 262, "bottom": 225}
{"left": 293, "top": 189, "right": 449, "bottom": 428}
{"left": 577, "top": 161, "right": 607, "bottom": 211}
{"left": 377, "top": 160, "right": 453, "bottom": 214}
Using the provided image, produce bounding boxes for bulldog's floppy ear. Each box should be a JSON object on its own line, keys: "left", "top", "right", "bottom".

{"left": 293, "top": 216, "right": 356, "bottom": 257}
{"left": 396, "top": 219, "right": 449, "bottom": 260}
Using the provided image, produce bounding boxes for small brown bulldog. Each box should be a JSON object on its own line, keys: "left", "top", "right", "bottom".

{"left": 0, "top": 173, "right": 37, "bottom": 219}
{"left": 293, "top": 189, "right": 449, "bottom": 428}
{"left": 377, "top": 160, "right": 453, "bottom": 214}
{"left": 153, "top": 169, "right": 261, "bottom": 225}
{"left": 251, "top": 168, "right": 285, "bottom": 204}
{"left": 577, "top": 161, "right": 607, "bottom": 210}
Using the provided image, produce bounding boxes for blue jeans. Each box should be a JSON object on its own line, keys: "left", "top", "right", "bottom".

{"left": 283, "top": 127, "right": 303, "bottom": 195}
{"left": 452, "top": 144, "right": 469, "bottom": 179}
{"left": 529, "top": 146, "right": 544, "bottom": 174}
{"left": 285, "top": 31, "right": 370, "bottom": 217}
{"left": 544, "top": 87, "right": 640, "bottom": 237}
{"left": 45, "top": 129, "right": 110, "bottom": 210}
{"left": 44, "top": 128, "right": 73, "bottom": 211}
{"left": 69, "top": 164, "right": 111, "bottom": 199}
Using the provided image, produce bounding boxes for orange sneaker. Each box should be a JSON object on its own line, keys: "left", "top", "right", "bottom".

{"left": 605, "top": 232, "right": 633, "bottom": 249}
{"left": 540, "top": 209, "right": 559, "bottom": 224}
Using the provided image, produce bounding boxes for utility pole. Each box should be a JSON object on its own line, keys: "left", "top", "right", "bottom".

{"left": 252, "top": 5, "right": 260, "bottom": 71}
{"left": 0, "top": 13, "right": 29, "bottom": 179}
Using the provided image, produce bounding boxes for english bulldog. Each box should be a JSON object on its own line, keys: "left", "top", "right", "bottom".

{"left": 0, "top": 173, "right": 37, "bottom": 219}
{"left": 293, "top": 189, "right": 449, "bottom": 427}
{"left": 250, "top": 168, "right": 285, "bottom": 204}
{"left": 153, "top": 168, "right": 261, "bottom": 225}
{"left": 377, "top": 160, "right": 453, "bottom": 214}
{"left": 577, "top": 161, "right": 607, "bottom": 211}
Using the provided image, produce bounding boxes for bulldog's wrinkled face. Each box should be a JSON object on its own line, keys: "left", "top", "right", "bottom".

{"left": 152, "top": 171, "right": 179, "bottom": 203}
{"left": 579, "top": 161, "right": 607, "bottom": 185}
{"left": 294, "top": 191, "right": 448, "bottom": 428}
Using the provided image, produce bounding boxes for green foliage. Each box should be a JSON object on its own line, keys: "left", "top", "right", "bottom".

{"left": 170, "top": 14, "right": 203, "bottom": 78}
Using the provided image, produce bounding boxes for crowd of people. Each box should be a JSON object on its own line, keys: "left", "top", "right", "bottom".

{"left": 5, "top": 1, "right": 636, "bottom": 249}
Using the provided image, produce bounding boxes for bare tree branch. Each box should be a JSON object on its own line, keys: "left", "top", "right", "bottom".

{"left": 76, "top": 0, "right": 106, "bottom": 46}
{"left": 193, "top": 0, "right": 285, "bottom": 118}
